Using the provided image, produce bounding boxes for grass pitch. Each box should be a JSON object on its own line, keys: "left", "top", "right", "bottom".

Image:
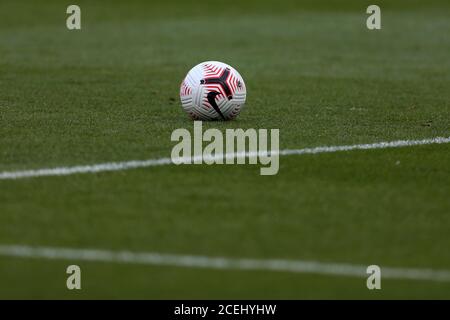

{"left": 0, "top": 0, "right": 449, "bottom": 299}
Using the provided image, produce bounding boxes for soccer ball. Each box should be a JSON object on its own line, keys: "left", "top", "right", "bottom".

{"left": 179, "top": 61, "right": 246, "bottom": 120}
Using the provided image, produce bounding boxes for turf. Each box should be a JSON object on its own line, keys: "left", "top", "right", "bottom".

{"left": 0, "top": 0, "right": 449, "bottom": 299}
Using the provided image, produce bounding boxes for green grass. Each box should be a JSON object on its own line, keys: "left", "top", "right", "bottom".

{"left": 0, "top": 0, "right": 449, "bottom": 299}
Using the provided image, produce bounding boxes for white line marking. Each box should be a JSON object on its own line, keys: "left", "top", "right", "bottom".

{"left": 0, "top": 136, "right": 449, "bottom": 180}
{"left": 0, "top": 245, "right": 449, "bottom": 282}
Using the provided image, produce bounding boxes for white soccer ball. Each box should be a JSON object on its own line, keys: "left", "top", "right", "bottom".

{"left": 180, "top": 61, "right": 247, "bottom": 120}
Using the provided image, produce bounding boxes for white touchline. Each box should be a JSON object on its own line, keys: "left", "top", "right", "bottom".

{"left": 0, "top": 245, "right": 449, "bottom": 282}
{"left": 0, "top": 136, "right": 449, "bottom": 180}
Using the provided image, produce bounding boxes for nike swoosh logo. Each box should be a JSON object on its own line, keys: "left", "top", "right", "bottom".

{"left": 207, "top": 91, "right": 226, "bottom": 120}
